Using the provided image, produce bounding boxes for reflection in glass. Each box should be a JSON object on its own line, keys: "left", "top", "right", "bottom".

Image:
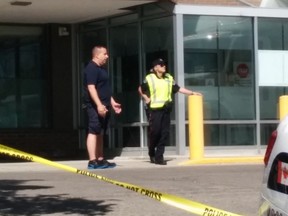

{"left": 143, "top": 17, "right": 173, "bottom": 72}
{"left": 110, "top": 13, "right": 138, "bottom": 25}
{"left": 261, "top": 124, "right": 277, "bottom": 146}
{"left": 112, "top": 127, "right": 140, "bottom": 148}
{"left": 0, "top": 48, "right": 15, "bottom": 78}
{"left": 81, "top": 20, "right": 107, "bottom": 32}
{"left": 0, "top": 80, "right": 16, "bottom": 127}
{"left": 80, "top": 30, "right": 107, "bottom": 66}
{"left": 142, "top": 2, "right": 171, "bottom": 17}
{"left": 110, "top": 23, "right": 139, "bottom": 123}
{"left": 19, "top": 80, "right": 44, "bottom": 127}
{"left": 0, "top": 25, "right": 47, "bottom": 128}
{"left": 258, "top": 18, "right": 285, "bottom": 50}
{"left": 183, "top": 15, "right": 255, "bottom": 120}
{"left": 183, "top": 15, "right": 217, "bottom": 50}
{"left": 111, "top": 125, "right": 176, "bottom": 148}
{"left": 185, "top": 124, "right": 256, "bottom": 146}
{"left": 260, "top": 87, "right": 288, "bottom": 120}
{"left": 168, "top": 125, "right": 176, "bottom": 147}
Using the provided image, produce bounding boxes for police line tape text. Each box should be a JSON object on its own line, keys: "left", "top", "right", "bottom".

{"left": 0, "top": 151, "right": 33, "bottom": 162}
{"left": 203, "top": 207, "right": 234, "bottom": 216}
{"left": 76, "top": 169, "right": 162, "bottom": 201}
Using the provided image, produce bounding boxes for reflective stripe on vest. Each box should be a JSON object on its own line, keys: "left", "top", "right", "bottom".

{"left": 146, "top": 73, "right": 173, "bottom": 108}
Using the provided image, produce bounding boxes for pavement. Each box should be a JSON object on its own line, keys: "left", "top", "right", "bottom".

{"left": 0, "top": 155, "right": 265, "bottom": 216}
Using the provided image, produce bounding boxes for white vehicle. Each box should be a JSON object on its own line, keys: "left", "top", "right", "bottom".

{"left": 259, "top": 115, "right": 288, "bottom": 216}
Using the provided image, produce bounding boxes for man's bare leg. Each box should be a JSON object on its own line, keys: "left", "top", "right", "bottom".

{"left": 86, "top": 133, "right": 97, "bottom": 161}
{"left": 96, "top": 134, "right": 103, "bottom": 160}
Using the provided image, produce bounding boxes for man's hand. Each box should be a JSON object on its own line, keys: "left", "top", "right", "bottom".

{"left": 97, "top": 105, "right": 108, "bottom": 117}
{"left": 113, "top": 102, "right": 122, "bottom": 114}
{"left": 111, "top": 97, "right": 122, "bottom": 114}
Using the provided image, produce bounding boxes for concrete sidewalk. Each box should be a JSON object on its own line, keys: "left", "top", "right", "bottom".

{"left": 0, "top": 154, "right": 264, "bottom": 173}
{"left": 0, "top": 156, "right": 189, "bottom": 173}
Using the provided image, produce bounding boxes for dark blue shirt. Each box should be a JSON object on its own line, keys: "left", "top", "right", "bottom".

{"left": 83, "top": 61, "right": 112, "bottom": 106}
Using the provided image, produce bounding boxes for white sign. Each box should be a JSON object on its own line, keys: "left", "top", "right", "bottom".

{"left": 258, "top": 50, "right": 288, "bottom": 86}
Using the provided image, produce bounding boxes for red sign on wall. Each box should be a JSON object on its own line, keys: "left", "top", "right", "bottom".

{"left": 237, "top": 63, "right": 249, "bottom": 78}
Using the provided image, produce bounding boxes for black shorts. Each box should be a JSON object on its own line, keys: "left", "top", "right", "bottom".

{"left": 86, "top": 104, "right": 110, "bottom": 135}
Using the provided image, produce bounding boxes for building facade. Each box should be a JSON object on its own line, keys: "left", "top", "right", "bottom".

{"left": 0, "top": 0, "right": 287, "bottom": 158}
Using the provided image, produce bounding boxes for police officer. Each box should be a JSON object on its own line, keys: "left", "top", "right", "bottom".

{"left": 139, "top": 58, "right": 202, "bottom": 165}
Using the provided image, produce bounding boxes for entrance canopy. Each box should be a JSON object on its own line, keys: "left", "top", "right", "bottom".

{"left": 0, "top": 0, "right": 156, "bottom": 23}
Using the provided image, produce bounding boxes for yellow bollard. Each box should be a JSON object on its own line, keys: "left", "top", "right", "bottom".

{"left": 279, "top": 95, "right": 288, "bottom": 120}
{"left": 188, "top": 95, "right": 204, "bottom": 160}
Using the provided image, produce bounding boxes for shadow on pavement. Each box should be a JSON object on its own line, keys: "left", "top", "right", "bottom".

{"left": 0, "top": 179, "right": 115, "bottom": 215}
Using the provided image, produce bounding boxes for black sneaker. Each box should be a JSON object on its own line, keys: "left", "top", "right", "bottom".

{"left": 150, "top": 156, "right": 155, "bottom": 163}
{"left": 88, "top": 160, "right": 107, "bottom": 169}
{"left": 155, "top": 160, "right": 167, "bottom": 165}
{"left": 87, "top": 159, "right": 116, "bottom": 169}
{"left": 98, "top": 159, "right": 116, "bottom": 168}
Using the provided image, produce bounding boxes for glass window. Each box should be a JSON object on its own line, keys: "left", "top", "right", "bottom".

{"left": 142, "top": 2, "right": 172, "bottom": 17}
{"left": 260, "top": 87, "right": 288, "bottom": 120}
{"left": 0, "top": 79, "right": 16, "bottom": 127}
{"left": 186, "top": 124, "right": 256, "bottom": 146}
{"left": 110, "top": 125, "right": 174, "bottom": 148}
{"left": 218, "top": 17, "right": 253, "bottom": 50}
{"left": 142, "top": 17, "right": 173, "bottom": 63}
{"left": 184, "top": 15, "right": 217, "bottom": 50}
{"left": 284, "top": 23, "right": 288, "bottom": 50}
{"left": 81, "top": 19, "right": 107, "bottom": 32}
{"left": 80, "top": 29, "right": 107, "bottom": 66}
{"left": 110, "top": 23, "right": 139, "bottom": 124}
{"left": 168, "top": 125, "right": 176, "bottom": 147}
{"left": 261, "top": 124, "right": 277, "bottom": 146}
{"left": 258, "top": 18, "right": 288, "bottom": 120}
{"left": 112, "top": 126, "right": 140, "bottom": 148}
{"left": 110, "top": 13, "right": 138, "bottom": 25}
{"left": 183, "top": 15, "right": 255, "bottom": 120}
{"left": 258, "top": 18, "right": 287, "bottom": 50}
{"left": 0, "top": 25, "right": 48, "bottom": 128}
{"left": 0, "top": 46, "right": 15, "bottom": 78}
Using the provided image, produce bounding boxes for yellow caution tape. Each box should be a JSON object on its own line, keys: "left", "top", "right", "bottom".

{"left": 0, "top": 144, "right": 242, "bottom": 216}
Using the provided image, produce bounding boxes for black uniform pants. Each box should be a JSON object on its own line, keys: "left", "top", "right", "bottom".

{"left": 148, "top": 109, "right": 171, "bottom": 162}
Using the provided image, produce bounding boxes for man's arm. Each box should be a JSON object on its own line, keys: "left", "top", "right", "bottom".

{"left": 87, "top": 84, "right": 107, "bottom": 116}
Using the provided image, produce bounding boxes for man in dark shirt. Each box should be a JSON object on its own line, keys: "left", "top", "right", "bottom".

{"left": 83, "top": 46, "right": 121, "bottom": 169}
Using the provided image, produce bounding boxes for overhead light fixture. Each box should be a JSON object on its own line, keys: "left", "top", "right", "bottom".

{"left": 10, "top": 1, "right": 32, "bottom": 6}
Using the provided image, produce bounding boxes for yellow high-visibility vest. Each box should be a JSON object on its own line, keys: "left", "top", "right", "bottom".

{"left": 146, "top": 73, "right": 174, "bottom": 108}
